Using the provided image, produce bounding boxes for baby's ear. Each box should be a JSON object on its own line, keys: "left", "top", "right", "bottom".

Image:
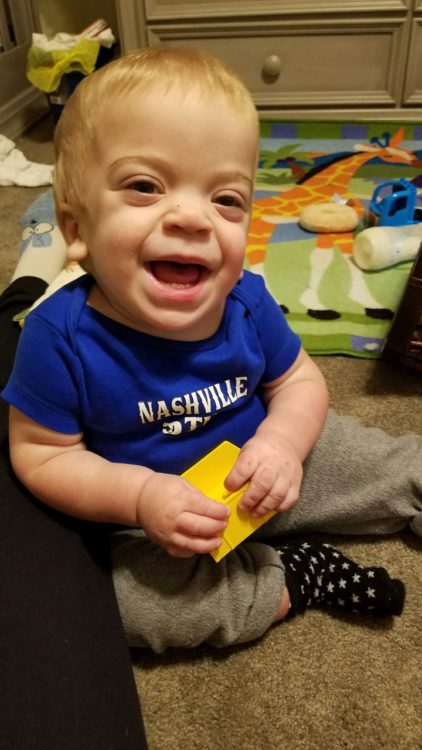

{"left": 58, "top": 203, "right": 88, "bottom": 262}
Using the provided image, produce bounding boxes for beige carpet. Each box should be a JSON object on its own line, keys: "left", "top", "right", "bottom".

{"left": 1, "top": 117, "right": 421, "bottom": 750}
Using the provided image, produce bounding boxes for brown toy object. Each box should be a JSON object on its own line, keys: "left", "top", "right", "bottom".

{"left": 383, "top": 240, "right": 422, "bottom": 372}
{"left": 299, "top": 201, "right": 359, "bottom": 233}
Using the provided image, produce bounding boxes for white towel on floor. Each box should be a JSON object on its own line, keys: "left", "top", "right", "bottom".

{"left": 0, "top": 134, "right": 53, "bottom": 187}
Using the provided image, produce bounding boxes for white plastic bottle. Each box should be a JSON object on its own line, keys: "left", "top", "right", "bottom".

{"left": 353, "top": 224, "right": 422, "bottom": 270}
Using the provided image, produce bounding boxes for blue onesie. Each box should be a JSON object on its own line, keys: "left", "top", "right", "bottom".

{"left": 2, "top": 271, "right": 301, "bottom": 475}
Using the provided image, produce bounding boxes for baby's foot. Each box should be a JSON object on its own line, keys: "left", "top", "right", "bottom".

{"left": 276, "top": 541, "right": 405, "bottom": 618}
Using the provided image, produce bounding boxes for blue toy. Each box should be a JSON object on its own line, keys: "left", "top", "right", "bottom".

{"left": 369, "top": 179, "right": 421, "bottom": 227}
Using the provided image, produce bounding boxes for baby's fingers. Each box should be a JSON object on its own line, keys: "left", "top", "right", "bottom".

{"left": 224, "top": 449, "right": 258, "bottom": 492}
{"left": 252, "top": 477, "right": 300, "bottom": 517}
{"left": 167, "top": 532, "right": 224, "bottom": 558}
{"left": 179, "top": 510, "right": 228, "bottom": 538}
{"left": 238, "top": 465, "right": 284, "bottom": 513}
{"left": 276, "top": 482, "right": 300, "bottom": 512}
{"left": 190, "top": 492, "right": 231, "bottom": 521}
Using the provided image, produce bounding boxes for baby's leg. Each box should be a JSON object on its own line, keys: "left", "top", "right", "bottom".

{"left": 112, "top": 532, "right": 404, "bottom": 652}
{"left": 112, "top": 531, "right": 284, "bottom": 652}
{"left": 260, "top": 409, "right": 422, "bottom": 538}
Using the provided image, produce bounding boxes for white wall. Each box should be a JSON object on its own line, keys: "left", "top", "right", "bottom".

{"left": 37, "top": 0, "right": 118, "bottom": 38}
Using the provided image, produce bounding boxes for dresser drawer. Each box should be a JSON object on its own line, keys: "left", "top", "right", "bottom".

{"left": 144, "top": 0, "right": 410, "bottom": 20}
{"left": 403, "top": 19, "right": 422, "bottom": 104}
{"left": 147, "top": 20, "right": 407, "bottom": 108}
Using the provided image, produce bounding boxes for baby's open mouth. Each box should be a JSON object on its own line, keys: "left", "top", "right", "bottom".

{"left": 150, "top": 260, "right": 206, "bottom": 288}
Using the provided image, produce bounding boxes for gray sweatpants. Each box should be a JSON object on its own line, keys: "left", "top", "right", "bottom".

{"left": 112, "top": 409, "right": 421, "bottom": 652}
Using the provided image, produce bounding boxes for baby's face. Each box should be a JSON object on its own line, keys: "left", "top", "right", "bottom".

{"left": 67, "top": 84, "right": 258, "bottom": 340}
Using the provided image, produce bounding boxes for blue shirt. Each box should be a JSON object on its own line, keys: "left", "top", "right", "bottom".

{"left": 2, "top": 271, "right": 301, "bottom": 475}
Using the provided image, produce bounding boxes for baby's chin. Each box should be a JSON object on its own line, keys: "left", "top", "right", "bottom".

{"left": 135, "top": 288, "right": 226, "bottom": 341}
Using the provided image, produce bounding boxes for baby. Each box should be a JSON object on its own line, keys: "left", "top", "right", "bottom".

{"left": 3, "top": 48, "right": 406, "bottom": 652}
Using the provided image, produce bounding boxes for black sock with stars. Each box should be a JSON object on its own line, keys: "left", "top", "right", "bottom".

{"left": 276, "top": 541, "right": 405, "bottom": 618}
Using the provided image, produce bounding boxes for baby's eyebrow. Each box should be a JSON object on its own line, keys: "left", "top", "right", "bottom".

{"left": 108, "top": 155, "right": 168, "bottom": 174}
{"left": 217, "top": 170, "right": 253, "bottom": 188}
{"left": 108, "top": 157, "right": 253, "bottom": 189}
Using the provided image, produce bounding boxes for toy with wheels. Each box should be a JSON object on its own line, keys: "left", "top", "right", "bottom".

{"left": 369, "top": 179, "right": 421, "bottom": 227}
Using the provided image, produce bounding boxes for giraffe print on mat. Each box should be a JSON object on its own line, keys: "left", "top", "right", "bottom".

{"left": 248, "top": 128, "right": 420, "bottom": 320}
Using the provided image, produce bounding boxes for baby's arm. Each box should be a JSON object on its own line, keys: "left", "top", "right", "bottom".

{"left": 9, "top": 407, "right": 229, "bottom": 558}
{"left": 225, "top": 348, "right": 329, "bottom": 517}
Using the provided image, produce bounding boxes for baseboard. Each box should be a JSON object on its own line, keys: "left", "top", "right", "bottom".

{"left": 0, "top": 86, "right": 49, "bottom": 140}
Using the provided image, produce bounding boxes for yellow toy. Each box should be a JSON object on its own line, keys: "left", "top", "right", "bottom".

{"left": 182, "top": 441, "right": 276, "bottom": 562}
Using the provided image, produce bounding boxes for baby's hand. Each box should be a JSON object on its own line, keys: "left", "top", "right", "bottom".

{"left": 224, "top": 431, "right": 303, "bottom": 517}
{"left": 136, "top": 472, "right": 230, "bottom": 558}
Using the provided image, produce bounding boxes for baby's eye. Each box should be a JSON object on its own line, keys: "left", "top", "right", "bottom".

{"left": 214, "top": 194, "right": 243, "bottom": 208}
{"left": 130, "top": 180, "right": 159, "bottom": 194}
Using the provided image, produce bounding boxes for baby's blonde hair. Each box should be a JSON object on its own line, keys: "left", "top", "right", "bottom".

{"left": 53, "top": 47, "right": 259, "bottom": 212}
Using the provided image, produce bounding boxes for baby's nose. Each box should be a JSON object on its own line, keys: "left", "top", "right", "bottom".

{"left": 163, "top": 197, "right": 212, "bottom": 234}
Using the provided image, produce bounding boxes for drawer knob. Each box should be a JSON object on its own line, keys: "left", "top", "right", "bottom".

{"left": 263, "top": 54, "right": 282, "bottom": 77}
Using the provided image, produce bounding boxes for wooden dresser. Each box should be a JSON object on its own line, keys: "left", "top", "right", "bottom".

{"left": 115, "top": 0, "right": 422, "bottom": 119}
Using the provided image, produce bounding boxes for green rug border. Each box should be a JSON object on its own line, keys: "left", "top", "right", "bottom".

{"left": 259, "top": 120, "right": 422, "bottom": 139}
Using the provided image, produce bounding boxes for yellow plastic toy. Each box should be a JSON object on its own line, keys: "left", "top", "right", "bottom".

{"left": 182, "top": 441, "right": 276, "bottom": 562}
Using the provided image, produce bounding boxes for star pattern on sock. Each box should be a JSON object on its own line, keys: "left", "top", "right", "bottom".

{"left": 276, "top": 541, "right": 405, "bottom": 618}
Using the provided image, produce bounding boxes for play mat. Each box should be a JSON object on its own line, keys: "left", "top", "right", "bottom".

{"left": 247, "top": 121, "right": 422, "bottom": 358}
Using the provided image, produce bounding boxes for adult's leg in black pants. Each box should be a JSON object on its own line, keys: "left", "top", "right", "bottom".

{"left": 0, "top": 278, "right": 148, "bottom": 750}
